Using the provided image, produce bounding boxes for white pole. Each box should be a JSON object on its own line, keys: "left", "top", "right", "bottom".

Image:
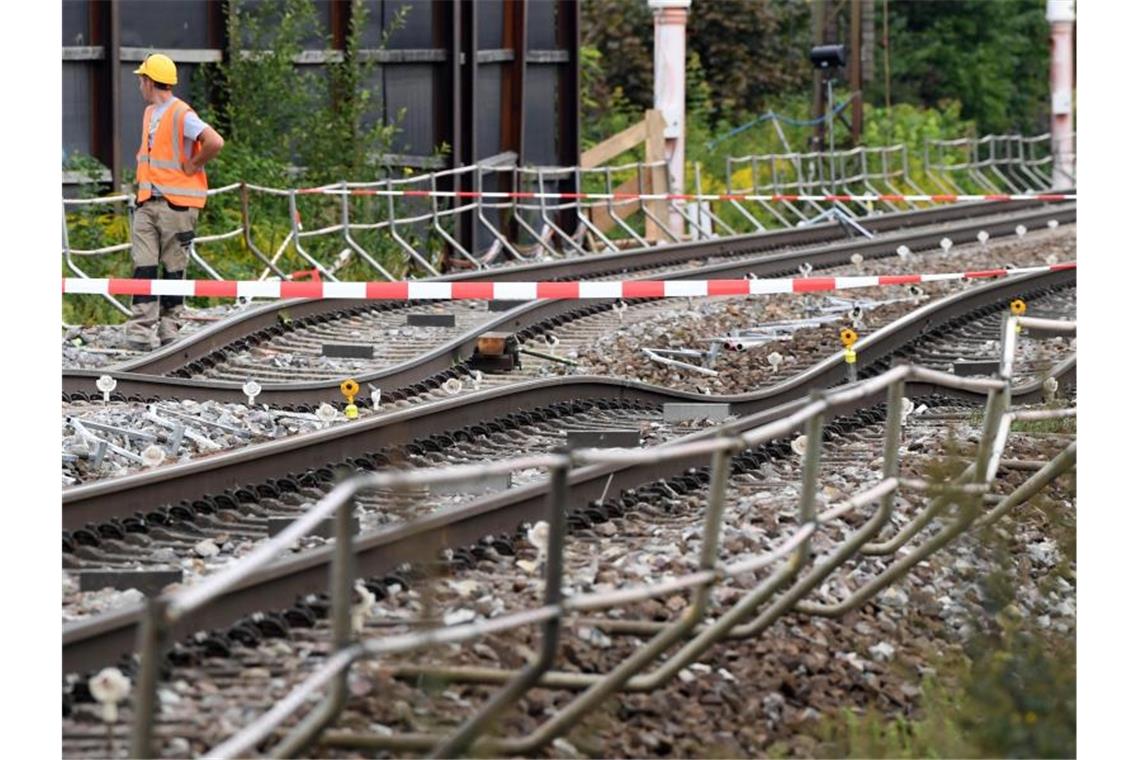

{"left": 1046, "top": 0, "right": 1075, "bottom": 189}
{"left": 650, "top": 0, "right": 691, "bottom": 237}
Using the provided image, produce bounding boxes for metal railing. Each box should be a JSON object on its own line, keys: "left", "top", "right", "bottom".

{"left": 126, "top": 312, "right": 1076, "bottom": 758}
{"left": 723, "top": 143, "right": 930, "bottom": 229}
{"left": 924, "top": 133, "right": 1075, "bottom": 196}
{"left": 63, "top": 134, "right": 1073, "bottom": 313}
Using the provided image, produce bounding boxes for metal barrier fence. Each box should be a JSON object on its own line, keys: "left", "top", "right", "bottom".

{"left": 724, "top": 144, "right": 931, "bottom": 229}
{"left": 924, "top": 132, "right": 1075, "bottom": 196}
{"left": 127, "top": 312, "right": 1077, "bottom": 758}
{"left": 62, "top": 133, "right": 1072, "bottom": 314}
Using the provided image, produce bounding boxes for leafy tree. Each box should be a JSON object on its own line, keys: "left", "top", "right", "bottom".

{"left": 687, "top": 0, "right": 813, "bottom": 122}
{"left": 581, "top": 0, "right": 655, "bottom": 113}
{"left": 867, "top": 0, "right": 1052, "bottom": 135}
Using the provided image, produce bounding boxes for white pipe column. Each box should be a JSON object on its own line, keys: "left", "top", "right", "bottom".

{"left": 1046, "top": 0, "right": 1075, "bottom": 188}
{"left": 650, "top": 0, "right": 690, "bottom": 237}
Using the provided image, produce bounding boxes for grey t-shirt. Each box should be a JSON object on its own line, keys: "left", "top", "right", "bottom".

{"left": 147, "top": 98, "right": 209, "bottom": 197}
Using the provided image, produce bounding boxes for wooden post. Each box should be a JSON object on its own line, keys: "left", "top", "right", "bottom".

{"left": 645, "top": 109, "right": 668, "bottom": 243}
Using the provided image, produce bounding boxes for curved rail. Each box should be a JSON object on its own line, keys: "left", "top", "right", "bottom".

{"left": 63, "top": 202, "right": 1075, "bottom": 405}
{"left": 63, "top": 265, "right": 1075, "bottom": 673}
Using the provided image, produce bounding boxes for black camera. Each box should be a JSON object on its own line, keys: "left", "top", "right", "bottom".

{"left": 809, "top": 44, "right": 846, "bottom": 70}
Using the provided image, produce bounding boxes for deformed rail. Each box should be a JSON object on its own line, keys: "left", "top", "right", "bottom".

{"left": 61, "top": 201, "right": 1076, "bottom": 405}
{"left": 123, "top": 313, "right": 1076, "bottom": 758}
{"left": 60, "top": 263, "right": 1076, "bottom": 532}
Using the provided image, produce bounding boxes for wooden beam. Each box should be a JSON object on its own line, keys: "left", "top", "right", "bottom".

{"left": 581, "top": 120, "right": 648, "bottom": 169}
{"left": 500, "top": 0, "right": 526, "bottom": 163}
{"left": 645, "top": 109, "right": 668, "bottom": 242}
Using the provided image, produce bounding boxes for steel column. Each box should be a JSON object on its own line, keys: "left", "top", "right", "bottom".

{"left": 555, "top": 0, "right": 580, "bottom": 241}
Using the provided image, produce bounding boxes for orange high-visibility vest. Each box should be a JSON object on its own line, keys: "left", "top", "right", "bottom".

{"left": 135, "top": 98, "right": 208, "bottom": 208}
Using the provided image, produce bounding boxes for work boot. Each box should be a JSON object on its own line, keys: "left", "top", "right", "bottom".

{"left": 124, "top": 300, "right": 161, "bottom": 351}
{"left": 158, "top": 304, "right": 185, "bottom": 345}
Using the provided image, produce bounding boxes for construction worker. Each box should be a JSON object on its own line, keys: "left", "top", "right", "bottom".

{"left": 125, "top": 53, "right": 224, "bottom": 350}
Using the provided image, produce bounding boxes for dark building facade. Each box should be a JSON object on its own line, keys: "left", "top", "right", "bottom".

{"left": 62, "top": 0, "right": 580, "bottom": 189}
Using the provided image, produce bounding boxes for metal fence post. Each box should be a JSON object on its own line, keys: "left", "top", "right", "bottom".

{"left": 796, "top": 393, "right": 825, "bottom": 564}
{"left": 270, "top": 498, "right": 357, "bottom": 757}
{"left": 129, "top": 597, "right": 169, "bottom": 759}
{"left": 431, "top": 458, "right": 570, "bottom": 758}
{"left": 288, "top": 190, "right": 337, "bottom": 280}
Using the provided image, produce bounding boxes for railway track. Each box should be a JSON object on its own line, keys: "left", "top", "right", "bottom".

{"left": 63, "top": 264, "right": 1074, "bottom": 678}
{"left": 61, "top": 201, "right": 1074, "bottom": 407}
{"left": 62, "top": 385, "right": 1074, "bottom": 757}
{"left": 61, "top": 223, "right": 1073, "bottom": 487}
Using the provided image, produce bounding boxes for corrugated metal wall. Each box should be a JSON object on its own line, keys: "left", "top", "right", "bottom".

{"left": 61, "top": 0, "right": 579, "bottom": 185}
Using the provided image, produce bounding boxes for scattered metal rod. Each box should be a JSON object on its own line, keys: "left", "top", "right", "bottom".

{"left": 150, "top": 404, "right": 252, "bottom": 438}
{"left": 66, "top": 418, "right": 156, "bottom": 443}
{"left": 138, "top": 413, "right": 187, "bottom": 454}
{"left": 70, "top": 419, "right": 145, "bottom": 464}
{"left": 519, "top": 347, "right": 579, "bottom": 366}
{"left": 642, "top": 348, "right": 719, "bottom": 377}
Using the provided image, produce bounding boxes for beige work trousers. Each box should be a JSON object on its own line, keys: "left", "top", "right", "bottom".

{"left": 131, "top": 199, "right": 199, "bottom": 271}
{"left": 125, "top": 199, "right": 200, "bottom": 349}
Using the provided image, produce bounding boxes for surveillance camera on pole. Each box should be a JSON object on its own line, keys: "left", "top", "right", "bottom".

{"left": 809, "top": 44, "right": 847, "bottom": 71}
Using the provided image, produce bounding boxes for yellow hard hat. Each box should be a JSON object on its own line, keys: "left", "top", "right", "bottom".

{"left": 133, "top": 53, "right": 178, "bottom": 85}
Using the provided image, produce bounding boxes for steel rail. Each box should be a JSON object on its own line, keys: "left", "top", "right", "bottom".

{"left": 62, "top": 265, "right": 1073, "bottom": 531}
{"left": 62, "top": 268, "right": 1074, "bottom": 673}
{"left": 88, "top": 197, "right": 1064, "bottom": 379}
{"left": 62, "top": 202, "right": 1075, "bottom": 405}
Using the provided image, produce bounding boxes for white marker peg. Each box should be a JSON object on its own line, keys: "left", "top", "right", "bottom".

{"left": 141, "top": 444, "right": 166, "bottom": 468}
{"left": 939, "top": 237, "right": 953, "bottom": 252}
{"left": 976, "top": 230, "right": 989, "bottom": 245}
{"left": 95, "top": 375, "right": 117, "bottom": 404}
{"left": 242, "top": 379, "right": 262, "bottom": 406}
{"left": 1015, "top": 224, "right": 1027, "bottom": 238}
{"left": 370, "top": 386, "right": 382, "bottom": 410}
{"left": 896, "top": 245, "right": 911, "bottom": 261}
{"left": 798, "top": 261, "right": 813, "bottom": 276}
{"left": 1047, "top": 219, "right": 1059, "bottom": 230}
{"left": 316, "top": 402, "right": 339, "bottom": 427}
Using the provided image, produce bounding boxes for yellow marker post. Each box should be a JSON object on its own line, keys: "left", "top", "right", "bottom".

{"left": 840, "top": 327, "right": 859, "bottom": 383}
{"left": 1010, "top": 299, "right": 1026, "bottom": 333}
{"left": 840, "top": 327, "right": 859, "bottom": 361}
{"left": 340, "top": 379, "right": 360, "bottom": 420}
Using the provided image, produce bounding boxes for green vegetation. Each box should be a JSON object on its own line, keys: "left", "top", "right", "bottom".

{"left": 814, "top": 618, "right": 1075, "bottom": 758}
{"left": 814, "top": 466, "right": 1076, "bottom": 758}
{"left": 1010, "top": 415, "right": 1076, "bottom": 435}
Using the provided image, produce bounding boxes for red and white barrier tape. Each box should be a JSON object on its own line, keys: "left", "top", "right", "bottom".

{"left": 63, "top": 262, "right": 1075, "bottom": 301}
{"left": 295, "top": 188, "right": 1075, "bottom": 204}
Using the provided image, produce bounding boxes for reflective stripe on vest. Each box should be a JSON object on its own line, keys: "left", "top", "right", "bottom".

{"left": 136, "top": 97, "right": 208, "bottom": 209}
{"left": 136, "top": 155, "right": 183, "bottom": 170}
{"left": 137, "top": 182, "right": 208, "bottom": 198}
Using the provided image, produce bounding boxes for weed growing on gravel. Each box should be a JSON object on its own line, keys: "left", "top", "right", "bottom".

{"left": 813, "top": 472, "right": 1076, "bottom": 758}
{"left": 1010, "top": 415, "right": 1076, "bottom": 435}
